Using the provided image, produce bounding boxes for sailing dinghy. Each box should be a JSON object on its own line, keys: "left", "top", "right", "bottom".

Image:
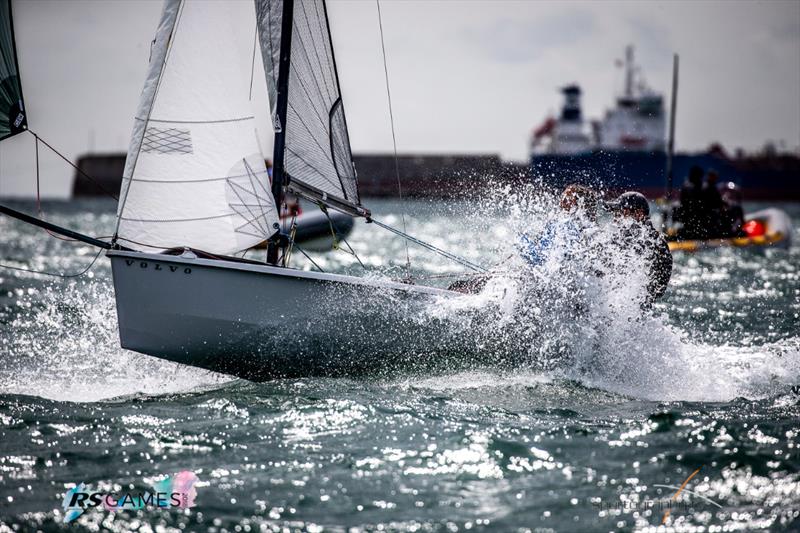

{"left": 1, "top": 0, "right": 488, "bottom": 380}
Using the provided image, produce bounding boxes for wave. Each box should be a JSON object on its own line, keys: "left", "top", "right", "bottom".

{"left": 0, "top": 190, "right": 797, "bottom": 404}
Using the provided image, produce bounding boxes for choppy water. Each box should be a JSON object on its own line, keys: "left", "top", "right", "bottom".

{"left": 0, "top": 197, "right": 799, "bottom": 531}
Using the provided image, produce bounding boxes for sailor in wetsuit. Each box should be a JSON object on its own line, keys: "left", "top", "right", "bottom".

{"left": 448, "top": 185, "right": 599, "bottom": 294}
{"left": 676, "top": 165, "right": 706, "bottom": 239}
{"left": 518, "top": 184, "right": 598, "bottom": 266}
{"left": 719, "top": 181, "right": 745, "bottom": 237}
{"left": 605, "top": 192, "right": 673, "bottom": 309}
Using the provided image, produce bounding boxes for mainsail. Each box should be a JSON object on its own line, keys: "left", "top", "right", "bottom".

{"left": 0, "top": 0, "right": 27, "bottom": 141}
{"left": 115, "top": 0, "right": 279, "bottom": 254}
{"left": 256, "top": 0, "right": 365, "bottom": 216}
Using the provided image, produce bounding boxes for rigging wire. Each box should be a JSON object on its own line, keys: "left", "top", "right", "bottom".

{"left": 282, "top": 215, "right": 298, "bottom": 266}
{"left": 320, "top": 205, "right": 366, "bottom": 269}
{"left": 291, "top": 241, "right": 325, "bottom": 273}
{"left": 0, "top": 247, "right": 105, "bottom": 279}
{"left": 368, "top": 217, "right": 487, "bottom": 273}
{"left": 375, "top": 0, "right": 411, "bottom": 279}
{"left": 32, "top": 133, "right": 80, "bottom": 243}
{"left": 28, "top": 130, "right": 118, "bottom": 201}
{"left": 248, "top": 21, "right": 258, "bottom": 101}
{"left": 335, "top": 231, "right": 365, "bottom": 269}
{"left": 0, "top": 128, "right": 114, "bottom": 279}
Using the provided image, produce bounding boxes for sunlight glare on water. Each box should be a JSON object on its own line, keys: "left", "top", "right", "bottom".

{"left": 0, "top": 196, "right": 799, "bottom": 531}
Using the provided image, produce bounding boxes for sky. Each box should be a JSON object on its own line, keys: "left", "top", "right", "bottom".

{"left": 0, "top": 0, "right": 798, "bottom": 198}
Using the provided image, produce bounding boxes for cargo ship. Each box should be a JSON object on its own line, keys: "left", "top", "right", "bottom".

{"left": 530, "top": 46, "right": 800, "bottom": 200}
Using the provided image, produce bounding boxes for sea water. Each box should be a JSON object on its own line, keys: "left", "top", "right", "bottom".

{"left": 0, "top": 197, "right": 798, "bottom": 531}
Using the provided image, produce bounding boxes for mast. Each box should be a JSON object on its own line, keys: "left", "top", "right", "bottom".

{"left": 267, "top": 0, "right": 295, "bottom": 265}
{"left": 256, "top": 0, "right": 367, "bottom": 225}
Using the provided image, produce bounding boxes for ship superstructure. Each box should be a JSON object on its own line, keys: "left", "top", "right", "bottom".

{"left": 531, "top": 85, "right": 592, "bottom": 155}
{"left": 531, "top": 45, "right": 666, "bottom": 156}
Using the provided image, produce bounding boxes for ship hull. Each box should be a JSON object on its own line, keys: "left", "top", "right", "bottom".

{"left": 108, "top": 251, "right": 469, "bottom": 381}
{"left": 531, "top": 151, "right": 800, "bottom": 200}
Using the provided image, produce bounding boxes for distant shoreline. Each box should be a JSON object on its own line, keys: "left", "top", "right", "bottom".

{"left": 64, "top": 151, "right": 800, "bottom": 201}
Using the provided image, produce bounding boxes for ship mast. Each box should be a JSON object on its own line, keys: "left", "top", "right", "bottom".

{"left": 624, "top": 45, "right": 634, "bottom": 98}
{"left": 666, "top": 54, "right": 680, "bottom": 199}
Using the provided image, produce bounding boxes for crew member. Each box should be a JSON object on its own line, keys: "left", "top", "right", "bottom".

{"left": 606, "top": 191, "right": 673, "bottom": 308}
{"left": 449, "top": 185, "right": 599, "bottom": 293}
{"left": 719, "top": 181, "right": 745, "bottom": 237}
{"left": 676, "top": 165, "right": 705, "bottom": 239}
{"left": 518, "top": 184, "right": 598, "bottom": 266}
{"left": 702, "top": 169, "right": 725, "bottom": 237}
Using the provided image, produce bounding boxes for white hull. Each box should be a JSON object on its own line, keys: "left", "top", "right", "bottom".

{"left": 108, "top": 251, "right": 471, "bottom": 380}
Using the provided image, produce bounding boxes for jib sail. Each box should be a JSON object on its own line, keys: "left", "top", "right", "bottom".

{"left": 115, "top": 0, "right": 280, "bottom": 254}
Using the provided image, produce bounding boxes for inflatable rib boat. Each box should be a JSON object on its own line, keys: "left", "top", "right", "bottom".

{"left": 668, "top": 208, "right": 792, "bottom": 252}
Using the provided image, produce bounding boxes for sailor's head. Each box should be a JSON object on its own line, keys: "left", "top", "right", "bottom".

{"left": 719, "top": 181, "right": 742, "bottom": 204}
{"left": 707, "top": 169, "right": 719, "bottom": 185}
{"left": 689, "top": 165, "right": 704, "bottom": 185}
{"left": 606, "top": 191, "right": 650, "bottom": 222}
{"left": 560, "top": 184, "right": 598, "bottom": 219}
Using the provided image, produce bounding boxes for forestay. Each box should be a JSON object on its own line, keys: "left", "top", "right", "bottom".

{"left": 116, "top": 0, "right": 279, "bottom": 254}
{"left": 256, "top": 0, "right": 364, "bottom": 215}
{"left": 0, "top": 0, "right": 27, "bottom": 141}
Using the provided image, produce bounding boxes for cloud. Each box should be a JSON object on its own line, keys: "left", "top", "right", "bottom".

{"left": 463, "top": 11, "right": 595, "bottom": 63}
{"left": 0, "top": 0, "right": 798, "bottom": 197}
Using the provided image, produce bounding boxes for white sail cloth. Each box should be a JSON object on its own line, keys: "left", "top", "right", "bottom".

{"left": 116, "top": 0, "right": 279, "bottom": 254}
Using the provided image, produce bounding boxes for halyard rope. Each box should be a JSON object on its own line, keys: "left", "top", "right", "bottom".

{"left": 376, "top": 0, "right": 412, "bottom": 280}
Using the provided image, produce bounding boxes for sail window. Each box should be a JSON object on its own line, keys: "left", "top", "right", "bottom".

{"left": 142, "top": 127, "right": 193, "bottom": 155}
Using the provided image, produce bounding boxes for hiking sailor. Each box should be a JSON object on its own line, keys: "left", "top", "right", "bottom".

{"left": 605, "top": 192, "right": 673, "bottom": 309}
{"left": 518, "top": 184, "right": 599, "bottom": 267}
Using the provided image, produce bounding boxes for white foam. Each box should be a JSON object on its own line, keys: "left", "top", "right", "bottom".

{"left": 1, "top": 279, "right": 230, "bottom": 403}
{"left": 2, "top": 193, "right": 796, "bottom": 405}
{"left": 415, "top": 189, "right": 800, "bottom": 403}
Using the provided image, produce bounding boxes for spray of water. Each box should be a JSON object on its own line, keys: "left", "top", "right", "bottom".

{"left": 412, "top": 181, "right": 800, "bottom": 402}
{"left": 0, "top": 187, "right": 797, "bottom": 403}
{"left": 1, "top": 278, "right": 230, "bottom": 402}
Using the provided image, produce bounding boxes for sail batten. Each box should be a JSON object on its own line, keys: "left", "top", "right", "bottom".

{"left": 137, "top": 116, "right": 256, "bottom": 125}
{"left": 0, "top": 0, "right": 27, "bottom": 141}
{"left": 116, "top": 0, "right": 279, "bottom": 254}
{"left": 256, "top": 0, "right": 364, "bottom": 215}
